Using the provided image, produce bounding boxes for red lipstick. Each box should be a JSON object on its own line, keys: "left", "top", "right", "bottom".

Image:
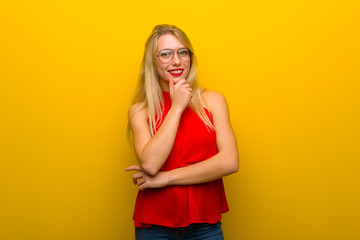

{"left": 168, "top": 68, "right": 184, "bottom": 77}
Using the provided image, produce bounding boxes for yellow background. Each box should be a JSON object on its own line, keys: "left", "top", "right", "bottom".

{"left": 1, "top": 0, "right": 359, "bottom": 239}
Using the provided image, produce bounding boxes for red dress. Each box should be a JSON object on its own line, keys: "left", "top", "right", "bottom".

{"left": 133, "top": 91, "right": 229, "bottom": 228}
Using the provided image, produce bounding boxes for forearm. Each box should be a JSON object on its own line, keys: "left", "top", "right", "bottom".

{"left": 138, "top": 106, "right": 183, "bottom": 175}
{"left": 128, "top": 90, "right": 239, "bottom": 190}
{"left": 166, "top": 151, "right": 238, "bottom": 185}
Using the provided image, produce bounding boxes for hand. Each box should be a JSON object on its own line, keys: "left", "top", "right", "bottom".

{"left": 125, "top": 165, "right": 169, "bottom": 191}
{"left": 169, "top": 77, "right": 193, "bottom": 112}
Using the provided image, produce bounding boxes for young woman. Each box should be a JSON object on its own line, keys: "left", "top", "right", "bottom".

{"left": 126, "top": 24, "right": 238, "bottom": 240}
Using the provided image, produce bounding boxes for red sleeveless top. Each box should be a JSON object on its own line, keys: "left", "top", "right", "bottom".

{"left": 133, "top": 91, "right": 229, "bottom": 228}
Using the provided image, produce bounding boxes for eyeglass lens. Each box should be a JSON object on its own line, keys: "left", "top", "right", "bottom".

{"left": 158, "top": 49, "right": 191, "bottom": 63}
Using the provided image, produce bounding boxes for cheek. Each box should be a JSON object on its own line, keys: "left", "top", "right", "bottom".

{"left": 156, "top": 61, "right": 164, "bottom": 72}
{"left": 185, "top": 63, "right": 191, "bottom": 75}
{"left": 156, "top": 64, "right": 168, "bottom": 78}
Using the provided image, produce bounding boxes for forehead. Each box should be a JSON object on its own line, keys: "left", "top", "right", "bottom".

{"left": 157, "top": 34, "right": 185, "bottom": 50}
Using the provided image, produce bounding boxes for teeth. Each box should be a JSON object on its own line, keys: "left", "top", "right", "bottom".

{"left": 170, "top": 70, "right": 182, "bottom": 74}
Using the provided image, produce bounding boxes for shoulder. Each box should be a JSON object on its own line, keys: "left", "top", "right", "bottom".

{"left": 128, "top": 102, "right": 147, "bottom": 122}
{"left": 201, "top": 90, "right": 228, "bottom": 114}
{"left": 202, "top": 89, "right": 226, "bottom": 101}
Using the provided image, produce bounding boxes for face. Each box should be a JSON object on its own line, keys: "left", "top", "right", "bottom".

{"left": 156, "top": 34, "right": 191, "bottom": 91}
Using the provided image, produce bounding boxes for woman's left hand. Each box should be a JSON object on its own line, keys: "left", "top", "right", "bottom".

{"left": 125, "top": 165, "right": 169, "bottom": 191}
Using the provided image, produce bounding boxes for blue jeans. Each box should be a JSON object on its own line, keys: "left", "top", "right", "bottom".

{"left": 135, "top": 221, "right": 224, "bottom": 240}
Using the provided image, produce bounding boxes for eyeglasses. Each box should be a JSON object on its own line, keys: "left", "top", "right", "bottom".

{"left": 156, "top": 48, "right": 192, "bottom": 63}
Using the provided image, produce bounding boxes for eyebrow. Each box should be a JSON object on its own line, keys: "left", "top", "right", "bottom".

{"left": 158, "top": 47, "right": 188, "bottom": 51}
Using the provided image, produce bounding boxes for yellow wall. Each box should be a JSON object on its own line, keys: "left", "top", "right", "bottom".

{"left": 1, "top": 0, "right": 359, "bottom": 239}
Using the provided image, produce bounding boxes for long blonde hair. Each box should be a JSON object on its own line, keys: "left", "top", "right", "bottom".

{"left": 128, "top": 24, "right": 214, "bottom": 137}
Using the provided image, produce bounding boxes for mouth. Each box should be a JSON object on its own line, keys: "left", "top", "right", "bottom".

{"left": 168, "top": 68, "right": 184, "bottom": 77}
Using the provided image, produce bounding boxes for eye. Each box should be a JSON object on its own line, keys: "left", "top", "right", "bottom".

{"left": 159, "top": 50, "right": 172, "bottom": 57}
{"left": 178, "top": 49, "right": 189, "bottom": 56}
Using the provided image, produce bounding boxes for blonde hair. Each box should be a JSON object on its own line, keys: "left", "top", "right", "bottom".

{"left": 128, "top": 24, "right": 214, "bottom": 137}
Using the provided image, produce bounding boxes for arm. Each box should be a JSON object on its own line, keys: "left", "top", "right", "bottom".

{"left": 126, "top": 91, "right": 239, "bottom": 189}
{"left": 167, "top": 91, "right": 239, "bottom": 183}
{"left": 129, "top": 78, "right": 192, "bottom": 176}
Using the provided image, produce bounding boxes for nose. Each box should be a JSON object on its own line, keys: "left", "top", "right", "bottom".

{"left": 171, "top": 52, "right": 181, "bottom": 65}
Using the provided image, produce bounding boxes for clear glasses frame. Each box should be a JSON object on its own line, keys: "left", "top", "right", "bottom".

{"left": 156, "top": 48, "right": 193, "bottom": 63}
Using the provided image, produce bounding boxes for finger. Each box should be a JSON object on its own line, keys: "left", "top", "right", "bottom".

{"left": 132, "top": 177, "right": 137, "bottom": 185}
{"left": 175, "top": 79, "right": 186, "bottom": 86}
{"left": 183, "top": 87, "right": 192, "bottom": 95}
{"left": 172, "top": 77, "right": 184, "bottom": 84}
{"left": 132, "top": 175, "right": 139, "bottom": 185}
{"left": 125, "top": 165, "right": 142, "bottom": 172}
{"left": 137, "top": 178, "right": 146, "bottom": 186}
{"left": 168, "top": 77, "right": 175, "bottom": 97}
{"left": 133, "top": 172, "right": 144, "bottom": 180}
{"left": 168, "top": 77, "right": 174, "bottom": 89}
{"left": 133, "top": 172, "right": 144, "bottom": 184}
{"left": 184, "top": 86, "right": 192, "bottom": 91}
{"left": 139, "top": 183, "right": 148, "bottom": 191}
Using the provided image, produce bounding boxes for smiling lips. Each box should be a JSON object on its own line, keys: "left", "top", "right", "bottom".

{"left": 168, "top": 68, "right": 184, "bottom": 76}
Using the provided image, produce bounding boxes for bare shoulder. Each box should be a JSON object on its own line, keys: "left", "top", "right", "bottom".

{"left": 128, "top": 102, "right": 147, "bottom": 121}
{"left": 202, "top": 90, "right": 228, "bottom": 113}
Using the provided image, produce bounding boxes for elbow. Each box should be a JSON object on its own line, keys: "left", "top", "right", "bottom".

{"left": 140, "top": 162, "right": 160, "bottom": 176}
{"left": 137, "top": 154, "right": 161, "bottom": 176}
{"left": 218, "top": 150, "right": 239, "bottom": 176}
{"left": 229, "top": 162, "right": 238, "bottom": 174}
{"left": 232, "top": 161, "right": 239, "bottom": 174}
{"left": 228, "top": 154, "right": 239, "bottom": 174}
{"left": 145, "top": 168, "right": 159, "bottom": 176}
